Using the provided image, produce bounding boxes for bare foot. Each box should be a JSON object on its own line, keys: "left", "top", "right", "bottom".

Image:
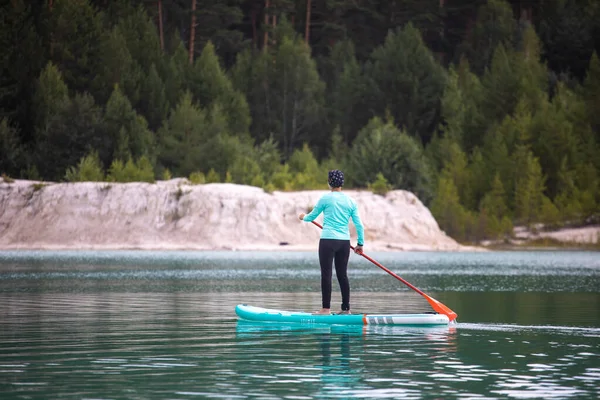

{"left": 336, "top": 310, "right": 351, "bottom": 315}
{"left": 312, "top": 308, "right": 331, "bottom": 315}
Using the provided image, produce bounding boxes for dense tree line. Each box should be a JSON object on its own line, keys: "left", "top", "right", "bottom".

{"left": 1, "top": 0, "right": 599, "bottom": 243}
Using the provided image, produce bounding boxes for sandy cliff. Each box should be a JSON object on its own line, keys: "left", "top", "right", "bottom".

{"left": 0, "top": 179, "right": 467, "bottom": 251}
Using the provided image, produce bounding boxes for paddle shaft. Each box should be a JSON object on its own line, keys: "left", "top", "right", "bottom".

{"left": 309, "top": 221, "right": 425, "bottom": 294}
{"left": 309, "top": 220, "right": 458, "bottom": 321}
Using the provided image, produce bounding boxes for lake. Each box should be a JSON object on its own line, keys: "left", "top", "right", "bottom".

{"left": 0, "top": 250, "right": 599, "bottom": 399}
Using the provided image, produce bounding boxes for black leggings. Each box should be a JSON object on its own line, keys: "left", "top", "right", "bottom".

{"left": 318, "top": 239, "right": 351, "bottom": 311}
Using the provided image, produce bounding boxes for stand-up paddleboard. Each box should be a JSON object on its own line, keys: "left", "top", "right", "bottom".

{"left": 235, "top": 304, "right": 450, "bottom": 326}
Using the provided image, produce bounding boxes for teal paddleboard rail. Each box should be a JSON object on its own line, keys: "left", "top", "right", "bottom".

{"left": 235, "top": 304, "right": 450, "bottom": 326}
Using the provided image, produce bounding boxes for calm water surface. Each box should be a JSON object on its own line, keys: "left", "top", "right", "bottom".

{"left": 0, "top": 250, "right": 599, "bottom": 399}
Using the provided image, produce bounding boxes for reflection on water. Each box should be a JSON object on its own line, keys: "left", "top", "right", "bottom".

{"left": 233, "top": 318, "right": 599, "bottom": 399}
{"left": 235, "top": 320, "right": 460, "bottom": 399}
{"left": 0, "top": 250, "right": 599, "bottom": 398}
{"left": 234, "top": 319, "right": 460, "bottom": 399}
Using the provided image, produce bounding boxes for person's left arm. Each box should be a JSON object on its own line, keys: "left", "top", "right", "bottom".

{"left": 350, "top": 203, "right": 365, "bottom": 250}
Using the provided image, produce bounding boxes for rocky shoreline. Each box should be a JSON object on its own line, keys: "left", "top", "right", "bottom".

{"left": 0, "top": 179, "right": 473, "bottom": 252}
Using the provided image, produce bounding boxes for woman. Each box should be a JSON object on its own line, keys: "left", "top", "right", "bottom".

{"left": 298, "top": 169, "right": 365, "bottom": 315}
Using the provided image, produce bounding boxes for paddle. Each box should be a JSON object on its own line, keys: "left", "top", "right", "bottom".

{"left": 309, "top": 220, "right": 458, "bottom": 322}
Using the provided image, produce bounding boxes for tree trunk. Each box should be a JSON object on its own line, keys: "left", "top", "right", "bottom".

{"left": 49, "top": 0, "right": 53, "bottom": 56}
{"left": 251, "top": 8, "right": 257, "bottom": 48}
{"left": 304, "top": 0, "right": 311, "bottom": 44}
{"left": 263, "top": 0, "right": 270, "bottom": 51}
{"left": 189, "top": 0, "right": 197, "bottom": 64}
{"left": 158, "top": 0, "right": 164, "bottom": 51}
{"left": 272, "top": 14, "right": 277, "bottom": 46}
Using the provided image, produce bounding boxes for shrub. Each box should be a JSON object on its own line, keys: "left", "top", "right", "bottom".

{"left": 2, "top": 173, "right": 14, "bottom": 183}
{"left": 135, "top": 156, "right": 155, "bottom": 183}
{"left": 229, "top": 154, "right": 262, "bottom": 185}
{"left": 291, "top": 172, "right": 318, "bottom": 190}
{"left": 250, "top": 174, "right": 265, "bottom": 188}
{"left": 107, "top": 156, "right": 155, "bottom": 183}
{"left": 206, "top": 169, "right": 220, "bottom": 183}
{"left": 64, "top": 151, "right": 105, "bottom": 182}
{"left": 189, "top": 171, "right": 206, "bottom": 184}
{"left": 263, "top": 182, "right": 276, "bottom": 194}
{"left": 32, "top": 183, "right": 47, "bottom": 192}
{"left": 368, "top": 173, "right": 392, "bottom": 196}
{"left": 270, "top": 164, "right": 293, "bottom": 191}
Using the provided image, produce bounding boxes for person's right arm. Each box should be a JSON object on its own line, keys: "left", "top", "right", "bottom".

{"left": 299, "top": 197, "right": 326, "bottom": 222}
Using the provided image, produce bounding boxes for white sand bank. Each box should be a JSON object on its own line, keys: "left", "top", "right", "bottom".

{"left": 0, "top": 179, "right": 474, "bottom": 252}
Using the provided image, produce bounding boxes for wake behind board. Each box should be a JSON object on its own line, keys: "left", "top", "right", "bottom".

{"left": 235, "top": 304, "right": 450, "bottom": 326}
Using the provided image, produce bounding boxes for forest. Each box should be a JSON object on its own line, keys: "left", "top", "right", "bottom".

{"left": 0, "top": 0, "right": 599, "bottom": 243}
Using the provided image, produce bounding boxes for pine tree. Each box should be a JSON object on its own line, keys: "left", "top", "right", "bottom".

{"left": 157, "top": 91, "right": 205, "bottom": 176}
{"left": 441, "top": 141, "right": 473, "bottom": 210}
{"left": 230, "top": 48, "right": 275, "bottom": 143}
{"left": 233, "top": 23, "right": 325, "bottom": 160}
{"left": 94, "top": 25, "right": 143, "bottom": 106}
{"left": 479, "top": 27, "right": 548, "bottom": 131}
{"left": 467, "top": 147, "right": 489, "bottom": 211}
{"left": 327, "top": 40, "right": 368, "bottom": 146}
{"left": 0, "top": 118, "right": 22, "bottom": 176}
{"left": 430, "top": 172, "right": 470, "bottom": 242}
{"left": 513, "top": 148, "right": 546, "bottom": 226}
{"left": 366, "top": 23, "right": 447, "bottom": 143}
{"left": 190, "top": 0, "right": 244, "bottom": 67}
{"left": 582, "top": 51, "right": 600, "bottom": 138}
{"left": 0, "top": 1, "right": 46, "bottom": 139}
{"left": 189, "top": 42, "right": 250, "bottom": 136}
{"left": 49, "top": 0, "right": 103, "bottom": 94}
{"left": 163, "top": 37, "right": 191, "bottom": 111}
{"left": 457, "top": 0, "right": 517, "bottom": 75}
{"left": 157, "top": 91, "right": 240, "bottom": 177}
{"left": 479, "top": 44, "right": 521, "bottom": 125}
{"left": 139, "top": 64, "right": 169, "bottom": 132}
{"left": 35, "top": 93, "right": 104, "bottom": 181}
{"left": 439, "top": 66, "right": 468, "bottom": 147}
{"left": 346, "top": 117, "right": 434, "bottom": 203}
{"left": 103, "top": 85, "right": 154, "bottom": 164}
{"left": 32, "top": 62, "right": 69, "bottom": 134}
{"left": 273, "top": 33, "right": 325, "bottom": 159}
{"left": 479, "top": 173, "right": 508, "bottom": 220}
{"left": 538, "top": 0, "right": 596, "bottom": 81}
{"left": 531, "top": 91, "right": 579, "bottom": 199}
{"left": 115, "top": 5, "right": 163, "bottom": 75}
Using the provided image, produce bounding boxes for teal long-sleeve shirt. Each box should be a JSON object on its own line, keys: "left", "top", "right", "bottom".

{"left": 302, "top": 191, "right": 365, "bottom": 245}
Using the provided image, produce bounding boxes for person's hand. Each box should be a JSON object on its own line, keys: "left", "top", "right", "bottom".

{"left": 298, "top": 213, "right": 306, "bottom": 221}
{"left": 354, "top": 244, "right": 363, "bottom": 255}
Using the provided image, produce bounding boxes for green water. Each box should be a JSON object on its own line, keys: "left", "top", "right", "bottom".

{"left": 0, "top": 250, "right": 598, "bottom": 399}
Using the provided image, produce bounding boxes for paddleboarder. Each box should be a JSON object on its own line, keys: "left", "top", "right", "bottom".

{"left": 298, "top": 169, "right": 365, "bottom": 315}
